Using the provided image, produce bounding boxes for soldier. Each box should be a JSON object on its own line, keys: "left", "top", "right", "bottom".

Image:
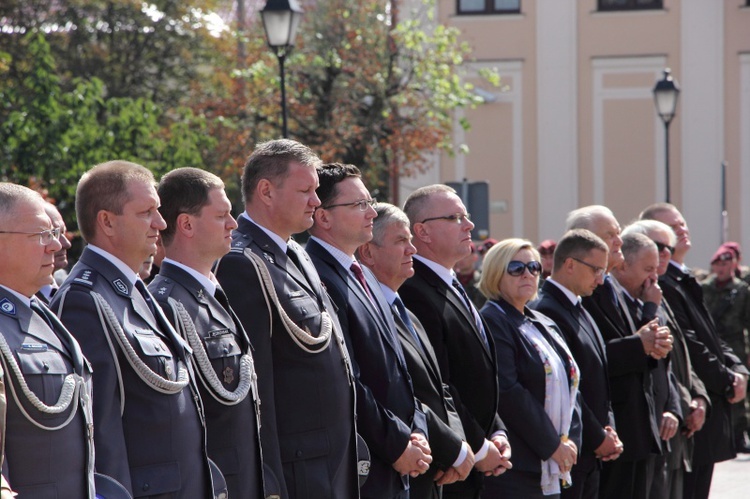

{"left": 0, "top": 183, "right": 94, "bottom": 497}
{"left": 52, "top": 161, "right": 219, "bottom": 498}
{"left": 702, "top": 242, "right": 750, "bottom": 453}
{"left": 149, "top": 167, "right": 266, "bottom": 497}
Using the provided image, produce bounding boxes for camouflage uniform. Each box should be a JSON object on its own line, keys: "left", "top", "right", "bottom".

{"left": 702, "top": 275, "right": 750, "bottom": 441}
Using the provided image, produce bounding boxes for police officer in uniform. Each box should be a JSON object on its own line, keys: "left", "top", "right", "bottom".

{"left": 149, "top": 167, "right": 266, "bottom": 497}
{"left": 52, "top": 161, "right": 219, "bottom": 498}
{"left": 0, "top": 183, "right": 95, "bottom": 497}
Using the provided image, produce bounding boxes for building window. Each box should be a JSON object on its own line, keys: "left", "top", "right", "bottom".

{"left": 598, "top": 0, "right": 663, "bottom": 11}
{"left": 457, "top": 0, "right": 521, "bottom": 15}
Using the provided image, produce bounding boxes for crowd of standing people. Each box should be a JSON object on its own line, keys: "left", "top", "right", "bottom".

{"left": 0, "top": 138, "right": 747, "bottom": 499}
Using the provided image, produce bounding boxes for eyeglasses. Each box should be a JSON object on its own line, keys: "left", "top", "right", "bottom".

{"left": 506, "top": 260, "right": 542, "bottom": 277}
{"left": 570, "top": 257, "right": 606, "bottom": 277}
{"left": 419, "top": 213, "right": 471, "bottom": 225}
{"left": 654, "top": 241, "right": 675, "bottom": 254}
{"left": 321, "top": 199, "right": 376, "bottom": 211}
{"left": 0, "top": 227, "right": 62, "bottom": 246}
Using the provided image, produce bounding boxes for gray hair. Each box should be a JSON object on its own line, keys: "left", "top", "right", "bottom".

{"left": 371, "top": 203, "right": 410, "bottom": 246}
{"left": 0, "top": 183, "right": 44, "bottom": 226}
{"left": 403, "top": 184, "right": 457, "bottom": 227}
{"left": 621, "top": 232, "right": 657, "bottom": 264}
{"left": 622, "top": 220, "right": 676, "bottom": 247}
{"left": 565, "top": 205, "right": 615, "bottom": 232}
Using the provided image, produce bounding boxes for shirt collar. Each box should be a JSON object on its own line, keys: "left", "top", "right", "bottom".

{"left": 241, "top": 211, "right": 289, "bottom": 253}
{"left": 87, "top": 245, "right": 139, "bottom": 285}
{"left": 546, "top": 278, "right": 580, "bottom": 306}
{"left": 413, "top": 254, "right": 454, "bottom": 288}
{"left": 0, "top": 284, "right": 31, "bottom": 307}
{"left": 377, "top": 282, "right": 398, "bottom": 305}
{"left": 162, "top": 258, "right": 216, "bottom": 296}
{"left": 309, "top": 236, "right": 357, "bottom": 271}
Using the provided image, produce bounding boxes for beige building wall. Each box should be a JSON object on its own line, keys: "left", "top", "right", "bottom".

{"left": 411, "top": 0, "right": 750, "bottom": 268}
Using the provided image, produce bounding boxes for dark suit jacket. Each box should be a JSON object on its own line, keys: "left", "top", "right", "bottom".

{"left": 149, "top": 261, "right": 264, "bottom": 499}
{"left": 581, "top": 277, "right": 662, "bottom": 462}
{"left": 0, "top": 288, "right": 94, "bottom": 498}
{"left": 52, "top": 247, "right": 212, "bottom": 498}
{"left": 481, "top": 298, "right": 582, "bottom": 474}
{"left": 306, "top": 238, "right": 425, "bottom": 499}
{"left": 392, "top": 304, "right": 466, "bottom": 499}
{"left": 400, "top": 258, "right": 505, "bottom": 496}
{"left": 660, "top": 263, "right": 749, "bottom": 466}
{"left": 215, "top": 218, "right": 358, "bottom": 499}
{"left": 656, "top": 298, "right": 710, "bottom": 472}
{"left": 532, "top": 281, "right": 615, "bottom": 473}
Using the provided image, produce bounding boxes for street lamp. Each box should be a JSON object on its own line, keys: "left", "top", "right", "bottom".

{"left": 260, "top": 0, "right": 303, "bottom": 138}
{"left": 652, "top": 68, "right": 680, "bottom": 203}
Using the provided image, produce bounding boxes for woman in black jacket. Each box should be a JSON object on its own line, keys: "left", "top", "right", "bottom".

{"left": 478, "top": 238, "right": 582, "bottom": 499}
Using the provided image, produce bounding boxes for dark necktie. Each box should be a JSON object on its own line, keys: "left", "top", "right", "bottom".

{"left": 286, "top": 246, "right": 302, "bottom": 271}
{"left": 393, "top": 296, "right": 423, "bottom": 349}
{"left": 452, "top": 278, "right": 489, "bottom": 347}
{"left": 30, "top": 297, "right": 85, "bottom": 374}
{"left": 214, "top": 285, "right": 231, "bottom": 312}
{"left": 134, "top": 279, "right": 158, "bottom": 317}
{"left": 350, "top": 261, "right": 374, "bottom": 302}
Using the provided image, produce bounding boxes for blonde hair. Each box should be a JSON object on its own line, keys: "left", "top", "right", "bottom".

{"left": 479, "top": 238, "right": 540, "bottom": 301}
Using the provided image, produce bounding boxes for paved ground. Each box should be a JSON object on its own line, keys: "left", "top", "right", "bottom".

{"left": 709, "top": 454, "right": 750, "bottom": 498}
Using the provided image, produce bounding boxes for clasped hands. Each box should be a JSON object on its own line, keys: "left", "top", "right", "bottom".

{"left": 393, "top": 433, "right": 432, "bottom": 478}
{"left": 595, "top": 425, "right": 623, "bottom": 462}
{"left": 637, "top": 319, "right": 673, "bottom": 359}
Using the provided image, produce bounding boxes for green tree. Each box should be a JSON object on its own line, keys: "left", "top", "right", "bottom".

{"left": 201, "top": 0, "right": 498, "bottom": 201}
{"left": 0, "top": 32, "right": 215, "bottom": 226}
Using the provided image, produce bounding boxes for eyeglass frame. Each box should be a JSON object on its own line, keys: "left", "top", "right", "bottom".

{"left": 320, "top": 198, "right": 377, "bottom": 211}
{"left": 419, "top": 213, "right": 472, "bottom": 225}
{"left": 0, "top": 227, "right": 62, "bottom": 246}
{"left": 506, "top": 260, "right": 543, "bottom": 277}
{"left": 570, "top": 256, "right": 606, "bottom": 277}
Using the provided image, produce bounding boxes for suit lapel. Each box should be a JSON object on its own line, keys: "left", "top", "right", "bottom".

{"left": 413, "top": 259, "right": 491, "bottom": 356}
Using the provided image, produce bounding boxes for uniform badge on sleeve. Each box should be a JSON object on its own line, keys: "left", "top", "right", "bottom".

{"left": 0, "top": 298, "right": 16, "bottom": 316}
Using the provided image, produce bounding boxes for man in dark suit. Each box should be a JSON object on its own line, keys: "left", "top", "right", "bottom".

{"left": 0, "top": 183, "right": 95, "bottom": 497}
{"left": 567, "top": 206, "right": 673, "bottom": 499}
{"left": 306, "top": 164, "right": 431, "bottom": 499}
{"left": 148, "top": 168, "right": 265, "bottom": 498}
{"left": 358, "top": 202, "right": 475, "bottom": 498}
{"left": 623, "top": 219, "right": 710, "bottom": 499}
{"left": 532, "top": 228, "right": 624, "bottom": 499}
{"left": 214, "top": 140, "right": 358, "bottom": 499}
{"left": 640, "top": 203, "right": 749, "bottom": 499}
{"left": 400, "top": 184, "right": 511, "bottom": 499}
{"left": 52, "top": 161, "right": 215, "bottom": 498}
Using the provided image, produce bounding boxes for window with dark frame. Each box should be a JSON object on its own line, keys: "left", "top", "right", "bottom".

{"left": 598, "top": 0, "right": 663, "bottom": 11}
{"left": 457, "top": 0, "right": 521, "bottom": 16}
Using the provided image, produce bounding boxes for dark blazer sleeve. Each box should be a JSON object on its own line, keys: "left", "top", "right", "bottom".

{"left": 53, "top": 286, "right": 132, "bottom": 492}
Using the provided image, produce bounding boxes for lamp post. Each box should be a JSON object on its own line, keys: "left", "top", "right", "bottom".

{"left": 652, "top": 68, "right": 680, "bottom": 203}
{"left": 260, "top": 0, "right": 303, "bottom": 138}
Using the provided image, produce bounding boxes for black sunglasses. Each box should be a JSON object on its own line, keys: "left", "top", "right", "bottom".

{"left": 506, "top": 260, "right": 542, "bottom": 277}
{"left": 654, "top": 241, "right": 675, "bottom": 254}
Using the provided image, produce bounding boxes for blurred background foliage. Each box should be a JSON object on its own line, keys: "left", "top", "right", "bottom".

{"left": 0, "top": 0, "right": 497, "bottom": 229}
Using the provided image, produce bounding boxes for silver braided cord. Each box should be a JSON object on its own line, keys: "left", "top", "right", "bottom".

{"left": 91, "top": 292, "right": 190, "bottom": 394}
{"left": 169, "top": 298, "right": 256, "bottom": 406}
{"left": 244, "top": 248, "right": 334, "bottom": 352}
{"left": 0, "top": 332, "right": 84, "bottom": 430}
{"left": 243, "top": 248, "right": 353, "bottom": 384}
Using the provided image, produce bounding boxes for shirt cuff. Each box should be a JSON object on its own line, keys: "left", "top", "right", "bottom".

{"left": 452, "top": 441, "right": 471, "bottom": 468}
{"left": 474, "top": 439, "right": 492, "bottom": 462}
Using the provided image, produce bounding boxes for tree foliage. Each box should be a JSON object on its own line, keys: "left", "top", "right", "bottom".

{"left": 0, "top": 32, "right": 215, "bottom": 226}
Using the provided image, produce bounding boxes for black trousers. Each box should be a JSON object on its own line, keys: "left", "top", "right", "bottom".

{"left": 562, "top": 467, "right": 601, "bottom": 499}
{"left": 600, "top": 455, "right": 656, "bottom": 499}
{"left": 682, "top": 463, "right": 714, "bottom": 499}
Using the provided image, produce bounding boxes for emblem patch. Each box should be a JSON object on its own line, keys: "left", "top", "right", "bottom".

{"left": 113, "top": 279, "right": 128, "bottom": 294}
{"left": 262, "top": 252, "right": 274, "bottom": 264}
{"left": 0, "top": 298, "right": 16, "bottom": 316}
{"left": 223, "top": 366, "right": 235, "bottom": 384}
{"left": 157, "top": 286, "right": 167, "bottom": 295}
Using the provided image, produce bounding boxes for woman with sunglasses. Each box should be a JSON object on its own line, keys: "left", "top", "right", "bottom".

{"left": 478, "top": 238, "right": 581, "bottom": 498}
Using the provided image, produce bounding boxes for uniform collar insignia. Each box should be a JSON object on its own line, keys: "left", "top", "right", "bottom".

{"left": 0, "top": 298, "right": 16, "bottom": 316}
{"left": 113, "top": 278, "right": 129, "bottom": 295}
{"left": 262, "top": 252, "right": 274, "bottom": 264}
{"left": 198, "top": 288, "right": 205, "bottom": 299}
{"left": 157, "top": 286, "right": 168, "bottom": 296}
